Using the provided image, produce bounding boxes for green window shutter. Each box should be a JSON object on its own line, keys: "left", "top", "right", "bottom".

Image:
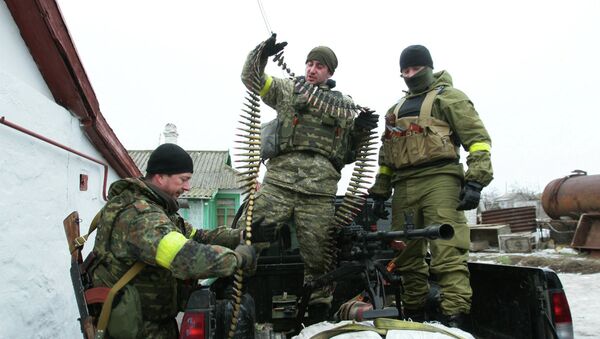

{"left": 214, "top": 193, "right": 240, "bottom": 227}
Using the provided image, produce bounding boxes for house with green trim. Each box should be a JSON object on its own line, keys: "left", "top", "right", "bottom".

{"left": 128, "top": 148, "right": 243, "bottom": 230}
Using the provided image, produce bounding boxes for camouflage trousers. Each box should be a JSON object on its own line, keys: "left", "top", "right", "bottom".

{"left": 140, "top": 318, "right": 178, "bottom": 339}
{"left": 391, "top": 174, "right": 472, "bottom": 315}
{"left": 237, "top": 182, "right": 336, "bottom": 306}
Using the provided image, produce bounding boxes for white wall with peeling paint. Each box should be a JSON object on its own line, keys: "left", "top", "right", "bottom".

{"left": 0, "top": 3, "right": 121, "bottom": 338}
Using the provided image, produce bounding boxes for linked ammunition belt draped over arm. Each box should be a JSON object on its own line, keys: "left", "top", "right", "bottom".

{"left": 236, "top": 35, "right": 380, "bottom": 336}
{"left": 259, "top": 42, "right": 382, "bottom": 331}
{"left": 270, "top": 54, "right": 380, "bottom": 275}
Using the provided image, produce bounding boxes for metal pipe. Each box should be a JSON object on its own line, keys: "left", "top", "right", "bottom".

{"left": 1, "top": 116, "right": 108, "bottom": 201}
{"left": 541, "top": 172, "right": 600, "bottom": 219}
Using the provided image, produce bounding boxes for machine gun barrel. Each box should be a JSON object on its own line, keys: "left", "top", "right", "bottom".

{"left": 363, "top": 224, "right": 454, "bottom": 241}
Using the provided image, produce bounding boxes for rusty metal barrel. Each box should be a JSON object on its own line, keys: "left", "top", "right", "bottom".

{"left": 542, "top": 172, "right": 600, "bottom": 219}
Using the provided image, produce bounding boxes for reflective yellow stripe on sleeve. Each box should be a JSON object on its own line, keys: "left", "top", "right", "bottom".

{"left": 156, "top": 231, "right": 188, "bottom": 269}
{"left": 379, "top": 165, "right": 393, "bottom": 176}
{"left": 189, "top": 228, "right": 196, "bottom": 238}
{"left": 469, "top": 142, "right": 491, "bottom": 153}
{"left": 259, "top": 75, "right": 273, "bottom": 97}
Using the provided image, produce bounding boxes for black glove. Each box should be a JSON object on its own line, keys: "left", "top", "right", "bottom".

{"left": 261, "top": 33, "right": 288, "bottom": 61}
{"left": 354, "top": 111, "right": 379, "bottom": 131}
{"left": 456, "top": 181, "right": 483, "bottom": 211}
{"left": 372, "top": 198, "right": 389, "bottom": 220}
{"left": 234, "top": 244, "right": 257, "bottom": 271}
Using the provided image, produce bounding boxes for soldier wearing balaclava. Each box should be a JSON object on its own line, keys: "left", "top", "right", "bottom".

{"left": 369, "top": 45, "right": 493, "bottom": 331}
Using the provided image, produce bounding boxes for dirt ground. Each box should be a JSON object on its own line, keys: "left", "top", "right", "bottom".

{"left": 469, "top": 249, "right": 600, "bottom": 274}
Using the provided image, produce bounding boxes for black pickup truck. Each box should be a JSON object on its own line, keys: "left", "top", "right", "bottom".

{"left": 180, "top": 198, "right": 574, "bottom": 339}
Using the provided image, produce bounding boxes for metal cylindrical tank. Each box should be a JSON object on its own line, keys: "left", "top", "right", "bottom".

{"left": 541, "top": 172, "right": 600, "bottom": 219}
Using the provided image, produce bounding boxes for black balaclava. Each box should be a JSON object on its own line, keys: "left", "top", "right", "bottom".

{"left": 400, "top": 45, "right": 435, "bottom": 93}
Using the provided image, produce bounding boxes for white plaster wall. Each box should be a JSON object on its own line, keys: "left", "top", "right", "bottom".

{"left": 0, "top": 5, "right": 122, "bottom": 338}
{"left": 0, "top": 1, "right": 53, "bottom": 100}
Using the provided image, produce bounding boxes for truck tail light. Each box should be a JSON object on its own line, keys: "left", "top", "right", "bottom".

{"left": 179, "top": 311, "right": 206, "bottom": 339}
{"left": 551, "top": 290, "right": 574, "bottom": 339}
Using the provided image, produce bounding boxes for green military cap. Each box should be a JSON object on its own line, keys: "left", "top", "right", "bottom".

{"left": 306, "top": 46, "right": 338, "bottom": 74}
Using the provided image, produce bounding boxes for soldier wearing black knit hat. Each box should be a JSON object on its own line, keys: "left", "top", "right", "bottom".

{"left": 369, "top": 44, "right": 494, "bottom": 332}
{"left": 85, "top": 141, "right": 257, "bottom": 338}
{"left": 146, "top": 143, "right": 194, "bottom": 176}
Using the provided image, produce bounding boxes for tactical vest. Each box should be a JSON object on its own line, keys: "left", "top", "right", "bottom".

{"left": 90, "top": 191, "right": 182, "bottom": 322}
{"left": 276, "top": 88, "right": 354, "bottom": 170}
{"left": 382, "top": 87, "right": 459, "bottom": 169}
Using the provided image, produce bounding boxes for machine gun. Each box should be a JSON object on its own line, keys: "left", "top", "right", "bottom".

{"left": 295, "top": 217, "right": 454, "bottom": 331}
{"left": 337, "top": 223, "right": 454, "bottom": 262}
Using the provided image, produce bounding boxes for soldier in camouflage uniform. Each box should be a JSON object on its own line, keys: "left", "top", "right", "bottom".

{"left": 238, "top": 35, "right": 378, "bottom": 323}
{"left": 369, "top": 45, "right": 493, "bottom": 330}
{"left": 89, "top": 143, "right": 256, "bottom": 338}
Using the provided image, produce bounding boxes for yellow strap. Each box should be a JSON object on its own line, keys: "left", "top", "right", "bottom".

{"left": 155, "top": 231, "right": 188, "bottom": 268}
{"left": 374, "top": 318, "right": 465, "bottom": 339}
{"left": 309, "top": 322, "right": 387, "bottom": 339}
{"left": 469, "top": 142, "right": 491, "bottom": 153}
{"left": 259, "top": 75, "right": 273, "bottom": 97}
{"left": 378, "top": 166, "right": 393, "bottom": 176}
{"left": 96, "top": 262, "right": 146, "bottom": 334}
{"left": 308, "top": 318, "right": 466, "bottom": 339}
{"left": 71, "top": 209, "right": 103, "bottom": 253}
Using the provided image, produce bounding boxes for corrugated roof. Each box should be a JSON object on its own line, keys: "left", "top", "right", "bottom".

{"left": 128, "top": 149, "right": 241, "bottom": 199}
{"left": 186, "top": 187, "right": 218, "bottom": 200}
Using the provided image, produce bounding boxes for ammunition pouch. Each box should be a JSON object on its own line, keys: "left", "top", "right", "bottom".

{"left": 106, "top": 284, "right": 143, "bottom": 339}
{"left": 277, "top": 91, "right": 353, "bottom": 170}
{"left": 260, "top": 118, "right": 281, "bottom": 160}
{"left": 82, "top": 251, "right": 146, "bottom": 339}
{"left": 83, "top": 281, "right": 143, "bottom": 339}
{"left": 383, "top": 87, "right": 458, "bottom": 169}
{"left": 383, "top": 116, "right": 458, "bottom": 168}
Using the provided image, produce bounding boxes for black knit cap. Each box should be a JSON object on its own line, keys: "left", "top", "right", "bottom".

{"left": 400, "top": 45, "right": 434, "bottom": 71}
{"left": 146, "top": 143, "right": 193, "bottom": 175}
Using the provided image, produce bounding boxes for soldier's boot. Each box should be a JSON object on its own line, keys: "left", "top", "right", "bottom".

{"left": 441, "top": 313, "right": 473, "bottom": 332}
{"left": 402, "top": 307, "right": 427, "bottom": 323}
{"left": 305, "top": 303, "right": 331, "bottom": 326}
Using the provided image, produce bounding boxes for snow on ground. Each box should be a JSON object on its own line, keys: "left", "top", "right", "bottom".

{"left": 558, "top": 273, "right": 599, "bottom": 338}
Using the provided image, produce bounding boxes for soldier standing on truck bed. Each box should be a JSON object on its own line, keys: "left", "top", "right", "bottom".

{"left": 369, "top": 45, "right": 493, "bottom": 331}
{"left": 87, "top": 143, "right": 256, "bottom": 338}
{"left": 238, "top": 34, "right": 378, "bottom": 325}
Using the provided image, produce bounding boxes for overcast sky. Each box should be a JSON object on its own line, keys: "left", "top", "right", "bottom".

{"left": 56, "top": 0, "right": 600, "bottom": 195}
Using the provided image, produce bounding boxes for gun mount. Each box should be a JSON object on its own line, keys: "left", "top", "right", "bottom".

{"left": 295, "top": 222, "right": 454, "bottom": 331}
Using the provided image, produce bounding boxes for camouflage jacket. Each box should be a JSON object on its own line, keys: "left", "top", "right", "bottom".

{"left": 90, "top": 177, "right": 241, "bottom": 320}
{"left": 380, "top": 70, "right": 493, "bottom": 186}
{"left": 242, "top": 49, "right": 362, "bottom": 197}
